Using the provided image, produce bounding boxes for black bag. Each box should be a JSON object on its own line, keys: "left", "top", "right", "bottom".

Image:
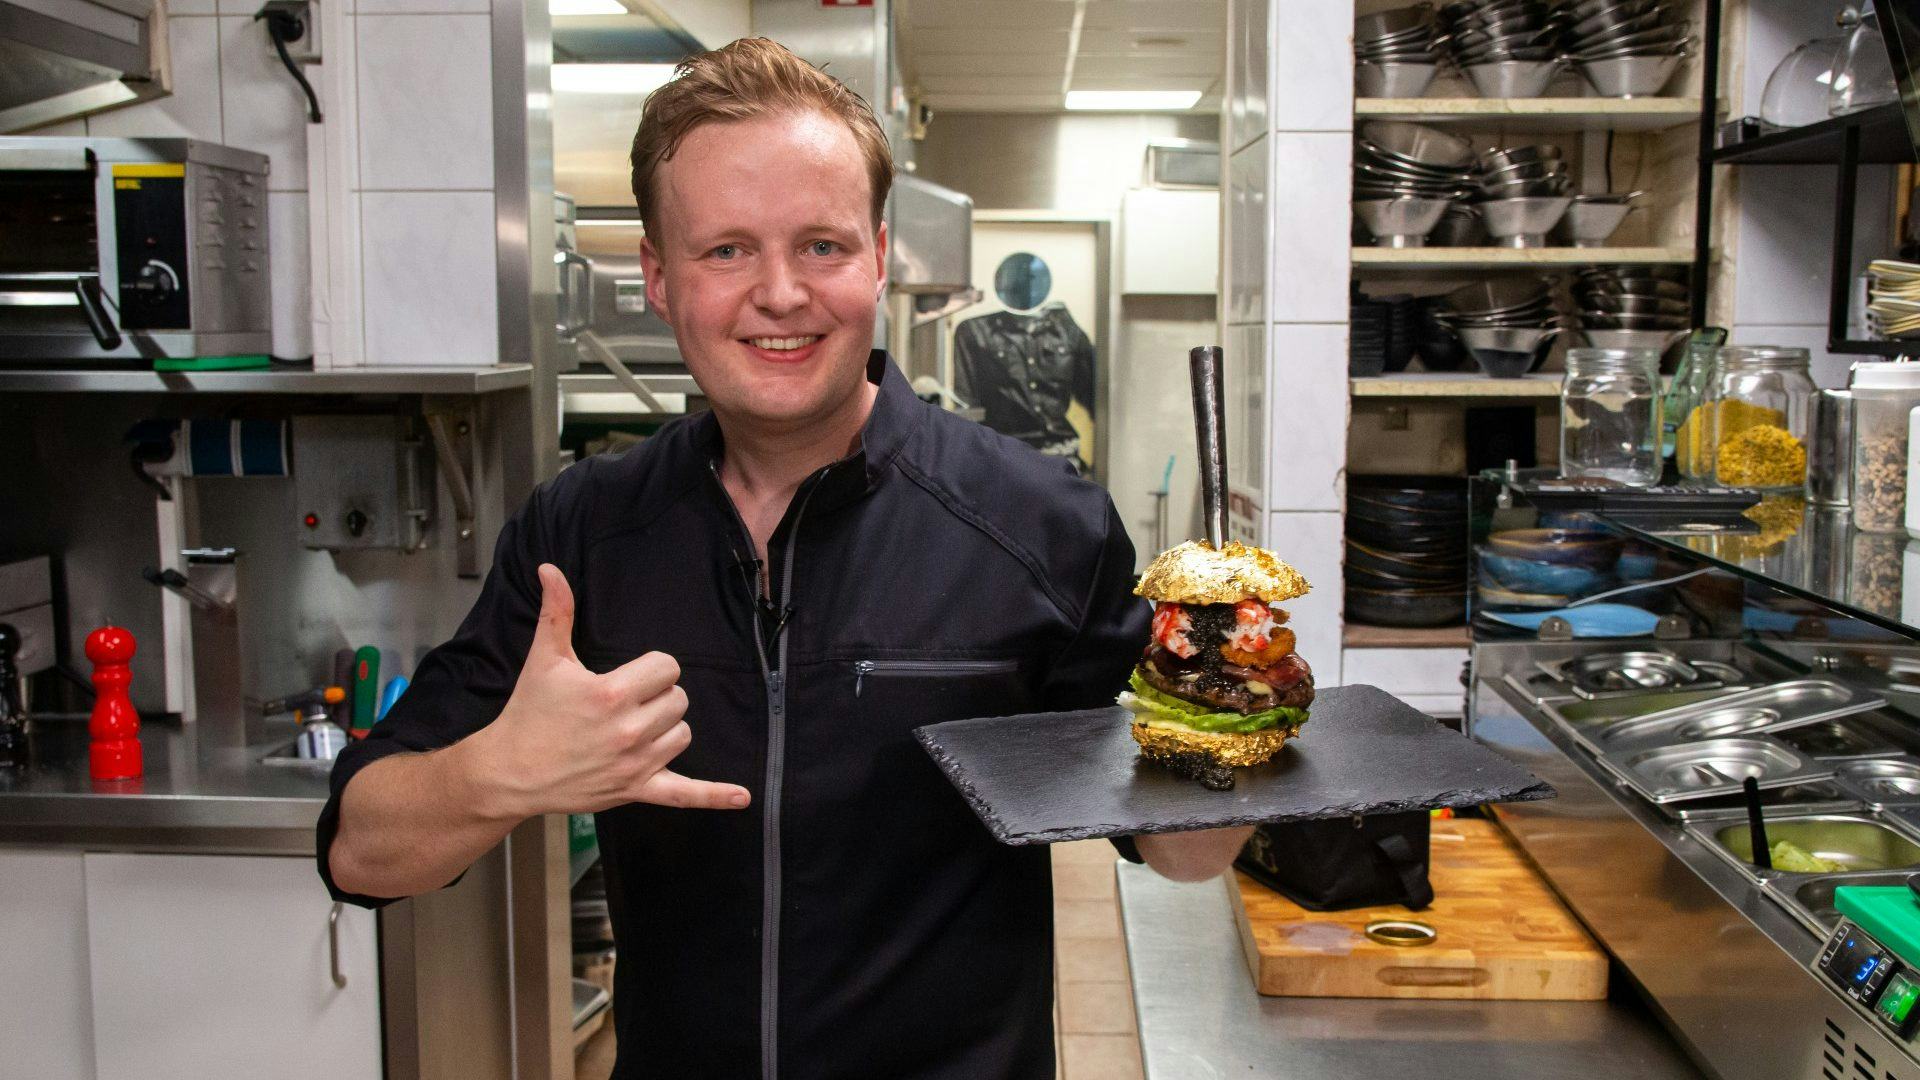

{"left": 1234, "top": 811, "right": 1434, "bottom": 912}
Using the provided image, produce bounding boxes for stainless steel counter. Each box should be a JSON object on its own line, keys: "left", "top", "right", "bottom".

{"left": 1116, "top": 861, "right": 1704, "bottom": 1080}
{"left": 0, "top": 718, "right": 330, "bottom": 852}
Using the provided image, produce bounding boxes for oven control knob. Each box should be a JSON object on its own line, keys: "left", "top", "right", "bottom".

{"left": 132, "top": 260, "right": 179, "bottom": 298}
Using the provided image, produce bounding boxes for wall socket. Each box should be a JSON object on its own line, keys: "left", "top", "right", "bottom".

{"left": 258, "top": 0, "right": 321, "bottom": 65}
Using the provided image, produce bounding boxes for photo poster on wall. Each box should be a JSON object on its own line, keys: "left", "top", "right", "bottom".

{"left": 952, "top": 245, "right": 1101, "bottom": 479}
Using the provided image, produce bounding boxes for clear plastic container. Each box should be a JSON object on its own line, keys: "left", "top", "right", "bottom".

{"left": 1561, "top": 347, "right": 1662, "bottom": 486}
{"left": 1761, "top": 36, "right": 1848, "bottom": 128}
{"left": 1852, "top": 361, "right": 1920, "bottom": 532}
{"left": 1710, "top": 346, "right": 1815, "bottom": 491}
{"left": 1831, "top": 3, "right": 1899, "bottom": 116}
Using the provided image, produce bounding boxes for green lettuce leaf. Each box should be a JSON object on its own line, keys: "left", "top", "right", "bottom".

{"left": 1117, "top": 669, "right": 1309, "bottom": 734}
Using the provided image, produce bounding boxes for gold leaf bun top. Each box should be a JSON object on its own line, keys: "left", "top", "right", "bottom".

{"left": 1134, "top": 540, "right": 1311, "bottom": 605}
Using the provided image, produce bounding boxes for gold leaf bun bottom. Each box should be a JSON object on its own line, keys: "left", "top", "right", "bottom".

{"left": 1128, "top": 722, "right": 1294, "bottom": 768}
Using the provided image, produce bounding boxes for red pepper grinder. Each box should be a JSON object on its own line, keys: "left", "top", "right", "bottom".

{"left": 86, "top": 625, "right": 142, "bottom": 781}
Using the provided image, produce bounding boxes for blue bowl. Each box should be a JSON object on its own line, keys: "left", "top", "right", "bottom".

{"left": 1479, "top": 552, "right": 1607, "bottom": 595}
{"left": 1616, "top": 551, "right": 1658, "bottom": 581}
{"left": 1485, "top": 529, "right": 1623, "bottom": 570}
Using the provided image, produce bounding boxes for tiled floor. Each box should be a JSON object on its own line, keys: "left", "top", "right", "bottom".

{"left": 576, "top": 841, "right": 1144, "bottom": 1080}
{"left": 1051, "top": 839, "right": 1146, "bottom": 1080}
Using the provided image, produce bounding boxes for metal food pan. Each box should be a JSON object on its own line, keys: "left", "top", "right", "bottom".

{"left": 1593, "top": 679, "right": 1886, "bottom": 751}
{"left": 1541, "top": 687, "right": 1745, "bottom": 756}
{"left": 1776, "top": 718, "right": 1905, "bottom": 761}
{"left": 1767, "top": 870, "right": 1920, "bottom": 936}
{"left": 1597, "top": 737, "right": 1832, "bottom": 804}
{"left": 1832, "top": 758, "right": 1920, "bottom": 807}
{"left": 1669, "top": 781, "right": 1858, "bottom": 823}
{"left": 1705, "top": 814, "right": 1920, "bottom": 875}
{"left": 1534, "top": 650, "right": 1746, "bottom": 700}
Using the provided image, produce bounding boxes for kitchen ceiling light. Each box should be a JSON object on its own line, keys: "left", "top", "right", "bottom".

{"left": 1064, "top": 90, "right": 1203, "bottom": 111}
{"left": 548, "top": 0, "right": 626, "bottom": 13}
{"left": 552, "top": 63, "right": 680, "bottom": 95}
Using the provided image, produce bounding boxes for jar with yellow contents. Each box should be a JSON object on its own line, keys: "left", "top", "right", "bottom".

{"left": 1708, "top": 346, "right": 1814, "bottom": 492}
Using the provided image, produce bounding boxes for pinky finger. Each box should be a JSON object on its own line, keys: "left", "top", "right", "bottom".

{"left": 636, "top": 770, "right": 752, "bottom": 810}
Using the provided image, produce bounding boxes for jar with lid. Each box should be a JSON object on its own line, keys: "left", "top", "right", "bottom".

{"left": 1560, "top": 347, "right": 1662, "bottom": 486}
{"left": 1710, "top": 345, "right": 1815, "bottom": 491}
{"left": 1849, "top": 361, "right": 1920, "bottom": 532}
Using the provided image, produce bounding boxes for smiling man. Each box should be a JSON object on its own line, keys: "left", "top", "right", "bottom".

{"left": 318, "top": 37, "right": 1248, "bottom": 1079}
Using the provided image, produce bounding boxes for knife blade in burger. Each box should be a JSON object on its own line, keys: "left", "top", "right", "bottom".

{"left": 1117, "top": 539, "right": 1313, "bottom": 789}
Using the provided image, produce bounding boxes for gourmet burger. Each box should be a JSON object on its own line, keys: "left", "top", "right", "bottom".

{"left": 1117, "top": 540, "right": 1312, "bottom": 787}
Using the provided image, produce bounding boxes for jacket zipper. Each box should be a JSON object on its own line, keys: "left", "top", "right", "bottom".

{"left": 852, "top": 658, "right": 1021, "bottom": 698}
{"left": 709, "top": 460, "right": 828, "bottom": 1080}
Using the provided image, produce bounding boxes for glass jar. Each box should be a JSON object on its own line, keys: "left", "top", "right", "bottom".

{"left": 1710, "top": 346, "right": 1815, "bottom": 491}
{"left": 1561, "top": 347, "right": 1662, "bottom": 486}
{"left": 1670, "top": 332, "right": 1726, "bottom": 478}
{"left": 1849, "top": 362, "right": 1920, "bottom": 532}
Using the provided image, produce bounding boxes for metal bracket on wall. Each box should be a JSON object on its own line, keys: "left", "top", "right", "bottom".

{"left": 423, "top": 406, "right": 480, "bottom": 579}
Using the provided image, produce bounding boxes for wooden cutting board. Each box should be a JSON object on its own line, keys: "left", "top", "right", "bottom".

{"left": 1230, "top": 817, "right": 1608, "bottom": 1000}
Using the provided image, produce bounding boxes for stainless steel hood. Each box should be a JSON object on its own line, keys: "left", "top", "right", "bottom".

{"left": 0, "top": 0, "right": 162, "bottom": 133}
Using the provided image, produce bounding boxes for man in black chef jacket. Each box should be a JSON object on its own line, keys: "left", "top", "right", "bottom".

{"left": 318, "top": 37, "right": 1250, "bottom": 1079}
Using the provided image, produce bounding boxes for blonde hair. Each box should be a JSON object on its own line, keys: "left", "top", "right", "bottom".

{"left": 629, "top": 37, "right": 894, "bottom": 242}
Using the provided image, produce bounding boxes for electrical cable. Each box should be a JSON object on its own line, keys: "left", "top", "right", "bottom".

{"left": 256, "top": 7, "right": 323, "bottom": 123}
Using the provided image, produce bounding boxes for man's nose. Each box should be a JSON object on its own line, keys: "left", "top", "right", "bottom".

{"left": 751, "top": 253, "right": 809, "bottom": 317}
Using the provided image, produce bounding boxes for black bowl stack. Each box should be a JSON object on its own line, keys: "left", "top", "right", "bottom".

{"left": 1345, "top": 475, "right": 1469, "bottom": 628}
{"left": 1350, "top": 288, "right": 1417, "bottom": 376}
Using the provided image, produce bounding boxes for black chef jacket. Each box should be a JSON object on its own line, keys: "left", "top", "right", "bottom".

{"left": 953, "top": 307, "right": 1096, "bottom": 451}
{"left": 315, "top": 350, "right": 1151, "bottom": 1080}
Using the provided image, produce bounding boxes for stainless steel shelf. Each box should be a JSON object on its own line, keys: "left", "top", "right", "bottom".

{"left": 1351, "top": 373, "right": 1561, "bottom": 397}
{"left": 0, "top": 364, "right": 535, "bottom": 394}
{"left": 1353, "top": 246, "right": 1695, "bottom": 270}
{"left": 1357, "top": 96, "right": 1702, "bottom": 133}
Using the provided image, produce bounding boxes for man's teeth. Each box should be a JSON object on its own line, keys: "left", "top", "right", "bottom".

{"left": 749, "top": 335, "right": 820, "bottom": 351}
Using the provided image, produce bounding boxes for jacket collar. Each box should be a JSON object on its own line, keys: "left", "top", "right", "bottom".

{"left": 690, "top": 349, "right": 924, "bottom": 500}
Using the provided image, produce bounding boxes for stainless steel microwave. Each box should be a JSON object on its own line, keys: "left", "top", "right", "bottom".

{"left": 0, "top": 137, "right": 272, "bottom": 364}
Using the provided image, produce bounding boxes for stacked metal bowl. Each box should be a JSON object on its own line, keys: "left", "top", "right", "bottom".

{"left": 1356, "top": 4, "right": 1441, "bottom": 97}
{"left": 1438, "top": 276, "right": 1562, "bottom": 377}
{"left": 1474, "top": 143, "right": 1572, "bottom": 248}
{"left": 1565, "top": 0, "right": 1694, "bottom": 97}
{"left": 1552, "top": 190, "right": 1642, "bottom": 247}
{"left": 1572, "top": 265, "right": 1691, "bottom": 350}
{"left": 1439, "top": 0, "right": 1570, "bottom": 97}
{"left": 1354, "top": 120, "right": 1476, "bottom": 247}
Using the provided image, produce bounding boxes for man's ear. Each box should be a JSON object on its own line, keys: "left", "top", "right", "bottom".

{"left": 640, "top": 232, "right": 671, "bottom": 325}
{"left": 873, "top": 220, "right": 889, "bottom": 303}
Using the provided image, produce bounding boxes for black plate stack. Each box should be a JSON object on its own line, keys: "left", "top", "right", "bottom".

{"left": 1346, "top": 475, "right": 1469, "bottom": 628}
{"left": 1350, "top": 287, "right": 1417, "bottom": 376}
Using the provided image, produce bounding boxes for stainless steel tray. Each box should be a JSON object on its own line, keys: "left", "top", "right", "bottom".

{"left": 1597, "top": 737, "right": 1833, "bottom": 804}
{"left": 1592, "top": 679, "right": 1887, "bottom": 752}
{"left": 1766, "top": 870, "right": 1919, "bottom": 936}
{"left": 1535, "top": 650, "right": 1746, "bottom": 700}
{"left": 1668, "top": 780, "right": 1859, "bottom": 823}
{"left": 1777, "top": 718, "right": 1906, "bottom": 761}
{"left": 1541, "top": 686, "right": 1741, "bottom": 757}
{"left": 1831, "top": 757, "right": 1920, "bottom": 807}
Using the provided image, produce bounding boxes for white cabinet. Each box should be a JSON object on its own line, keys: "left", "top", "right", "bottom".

{"left": 0, "top": 850, "right": 96, "bottom": 1080}
{"left": 1121, "top": 187, "right": 1221, "bottom": 296}
{"left": 83, "top": 853, "right": 382, "bottom": 1080}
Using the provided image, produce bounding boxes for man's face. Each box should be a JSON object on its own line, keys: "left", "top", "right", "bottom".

{"left": 640, "top": 110, "right": 886, "bottom": 432}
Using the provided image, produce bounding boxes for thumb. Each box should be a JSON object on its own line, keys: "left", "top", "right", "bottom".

{"left": 530, "top": 563, "right": 578, "bottom": 664}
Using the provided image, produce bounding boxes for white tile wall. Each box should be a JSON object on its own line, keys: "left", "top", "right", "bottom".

{"left": 360, "top": 191, "right": 498, "bottom": 364}
{"left": 357, "top": 0, "right": 489, "bottom": 14}
{"left": 1267, "top": 0, "right": 1351, "bottom": 133}
{"left": 1226, "top": 322, "right": 1267, "bottom": 501}
{"left": 1727, "top": 323, "right": 1852, "bottom": 389}
{"left": 1341, "top": 647, "right": 1466, "bottom": 696}
{"left": 1265, "top": 511, "right": 1343, "bottom": 685}
{"left": 1268, "top": 132, "right": 1350, "bottom": 322}
{"left": 356, "top": 14, "right": 494, "bottom": 191}
{"left": 219, "top": 14, "right": 311, "bottom": 191}
{"left": 173, "top": 0, "right": 218, "bottom": 17}
{"left": 1266, "top": 322, "right": 1346, "bottom": 512}
{"left": 1729, "top": 168, "right": 1839, "bottom": 328}
{"left": 87, "top": 16, "right": 224, "bottom": 140}
{"left": 1227, "top": 0, "right": 1269, "bottom": 153}
{"left": 270, "top": 191, "right": 313, "bottom": 359}
{"left": 1226, "top": 138, "right": 1268, "bottom": 324}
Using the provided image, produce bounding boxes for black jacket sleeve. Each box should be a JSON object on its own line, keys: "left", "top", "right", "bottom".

{"left": 314, "top": 486, "right": 551, "bottom": 907}
{"left": 1039, "top": 497, "right": 1151, "bottom": 863}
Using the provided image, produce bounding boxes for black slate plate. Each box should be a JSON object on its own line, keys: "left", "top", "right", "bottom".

{"left": 913, "top": 683, "right": 1554, "bottom": 845}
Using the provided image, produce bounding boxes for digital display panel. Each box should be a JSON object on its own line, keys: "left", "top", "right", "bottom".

{"left": 1823, "top": 929, "right": 1900, "bottom": 1006}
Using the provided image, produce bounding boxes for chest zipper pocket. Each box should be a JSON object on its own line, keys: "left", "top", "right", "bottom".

{"left": 853, "top": 658, "right": 1020, "bottom": 698}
